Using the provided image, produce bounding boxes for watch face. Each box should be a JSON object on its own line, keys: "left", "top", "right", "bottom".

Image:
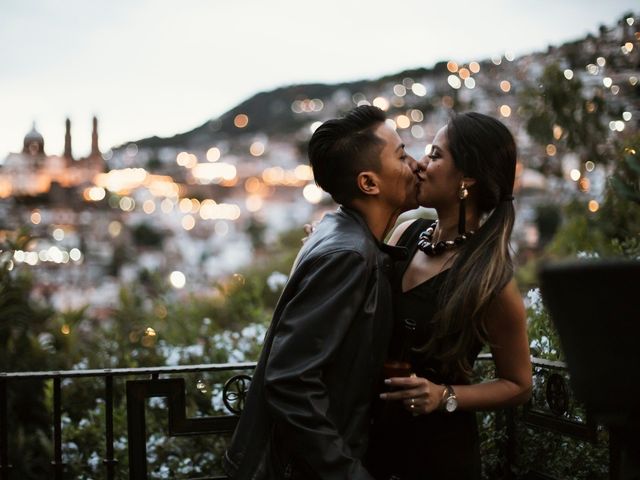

{"left": 445, "top": 396, "right": 458, "bottom": 412}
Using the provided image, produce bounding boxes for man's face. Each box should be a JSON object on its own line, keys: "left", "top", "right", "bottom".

{"left": 372, "top": 122, "right": 420, "bottom": 211}
{"left": 416, "top": 126, "right": 463, "bottom": 208}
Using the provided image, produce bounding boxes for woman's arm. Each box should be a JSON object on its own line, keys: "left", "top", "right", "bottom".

{"left": 381, "top": 278, "right": 532, "bottom": 413}
{"left": 453, "top": 278, "right": 532, "bottom": 410}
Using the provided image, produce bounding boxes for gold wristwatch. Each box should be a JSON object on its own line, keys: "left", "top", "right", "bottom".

{"left": 441, "top": 384, "right": 458, "bottom": 413}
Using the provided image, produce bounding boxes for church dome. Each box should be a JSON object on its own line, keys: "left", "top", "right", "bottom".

{"left": 23, "top": 122, "right": 45, "bottom": 155}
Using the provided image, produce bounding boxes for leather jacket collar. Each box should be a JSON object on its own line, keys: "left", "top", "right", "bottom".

{"left": 339, "top": 206, "right": 409, "bottom": 261}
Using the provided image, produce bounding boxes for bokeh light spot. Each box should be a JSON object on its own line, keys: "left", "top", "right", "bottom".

{"left": 170, "top": 271, "right": 186, "bottom": 289}
{"left": 234, "top": 114, "right": 249, "bottom": 128}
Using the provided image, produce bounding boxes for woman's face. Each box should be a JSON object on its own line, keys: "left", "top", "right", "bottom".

{"left": 416, "top": 126, "right": 464, "bottom": 208}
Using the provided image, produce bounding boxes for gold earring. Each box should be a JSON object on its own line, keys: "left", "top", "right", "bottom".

{"left": 458, "top": 183, "right": 468, "bottom": 200}
{"left": 458, "top": 183, "right": 468, "bottom": 235}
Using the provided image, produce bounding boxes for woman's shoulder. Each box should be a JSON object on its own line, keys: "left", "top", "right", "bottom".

{"left": 387, "top": 217, "right": 434, "bottom": 246}
{"left": 387, "top": 220, "right": 415, "bottom": 246}
{"left": 485, "top": 278, "right": 526, "bottom": 329}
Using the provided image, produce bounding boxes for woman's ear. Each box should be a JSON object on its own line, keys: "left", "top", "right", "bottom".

{"left": 356, "top": 171, "right": 380, "bottom": 196}
{"left": 462, "top": 176, "right": 477, "bottom": 188}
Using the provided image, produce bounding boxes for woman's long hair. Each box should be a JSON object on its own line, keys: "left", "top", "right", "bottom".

{"left": 416, "top": 112, "right": 517, "bottom": 380}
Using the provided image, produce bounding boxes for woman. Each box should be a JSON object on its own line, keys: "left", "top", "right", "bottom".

{"left": 366, "top": 112, "right": 533, "bottom": 479}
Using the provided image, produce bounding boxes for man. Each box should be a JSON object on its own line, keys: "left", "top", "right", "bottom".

{"left": 223, "top": 105, "right": 420, "bottom": 479}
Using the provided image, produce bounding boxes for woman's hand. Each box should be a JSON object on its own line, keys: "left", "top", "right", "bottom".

{"left": 301, "top": 221, "right": 319, "bottom": 244}
{"left": 379, "top": 375, "right": 446, "bottom": 415}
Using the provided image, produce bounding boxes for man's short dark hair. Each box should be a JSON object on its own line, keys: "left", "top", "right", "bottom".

{"left": 308, "top": 105, "right": 387, "bottom": 205}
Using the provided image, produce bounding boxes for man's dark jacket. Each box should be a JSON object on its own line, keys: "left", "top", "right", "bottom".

{"left": 223, "top": 207, "right": 405, "bottom": 479}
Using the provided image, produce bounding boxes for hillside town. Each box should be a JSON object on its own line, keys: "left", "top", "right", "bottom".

{"left": 1, "top": 12, "right": 638, "bottom": 317}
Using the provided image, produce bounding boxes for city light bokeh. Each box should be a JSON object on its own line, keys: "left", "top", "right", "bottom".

{"left": 0, "top": 8, "right": 637, "bottom": 317}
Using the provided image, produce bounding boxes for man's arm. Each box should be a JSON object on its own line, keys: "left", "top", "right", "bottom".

{"left": 263, "top": 250, "right": 375, "bottom": 480}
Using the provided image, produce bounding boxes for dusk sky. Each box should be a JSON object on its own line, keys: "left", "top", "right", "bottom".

{"left": 1, "top": 0, "right": 637, "bottom": 160}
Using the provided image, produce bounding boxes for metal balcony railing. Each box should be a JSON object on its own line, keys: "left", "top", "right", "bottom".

{"left": 0, "top": 363, "right": 256, "bottom": 480}
{"left": 0, "top": 356, "right": 608, "bottom": 480}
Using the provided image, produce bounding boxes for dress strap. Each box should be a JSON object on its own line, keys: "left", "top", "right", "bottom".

{"left": 393, "top": 218, "right": 435, "bottom": 286}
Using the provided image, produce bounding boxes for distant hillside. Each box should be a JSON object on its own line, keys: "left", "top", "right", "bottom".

{"left": 120, "top": 62, "right": 455, "bottom": 151}
{"left": 121, "top": 11, "right": 637, "bottom": 152}
{"left": 126, "top": 77, "right": 406, "bottom": 149}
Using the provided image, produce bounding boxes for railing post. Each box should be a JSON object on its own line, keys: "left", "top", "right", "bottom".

{"left": 104, "top": 374, "right": 117, "bottom": 480}
{"left": 127, "top": 381, "right": 148, "bottom": 480}
{"left": 51, "top": 377, "right": 65, "bottom": 479}
{"left": 0, "top": 378, "right": 11, "bottom": 480}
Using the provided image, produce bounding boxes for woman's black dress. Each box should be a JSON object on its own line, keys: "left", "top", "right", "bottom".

{"left": 366, "top": 219, "right": 482, "bottom": 480}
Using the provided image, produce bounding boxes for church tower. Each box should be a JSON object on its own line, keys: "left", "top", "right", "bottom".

{"left": 91, "top": 116, "right": 100, "bottom": 157}
{"left": 89, "top": 116, "right": 106, "bottom": 172}
{"left": 64, "top": 118, "right": 73, "bottom": 161}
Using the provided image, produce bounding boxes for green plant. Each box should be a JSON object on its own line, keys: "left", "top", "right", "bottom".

{"left": 0, "top": 233, "right": 61, "bottom": 477}
{"left": 0, "top": 225, "right": 304, "bottom": 478}
{"left": 546, "top": 135, "right": 640, "bottom": 260}
{"left": 519, "top": 63, "right": 608, "bottom": 177}
{"left": 610, "top": 147, "right": 640, "bottom": 204}
{"left": 525, "top": 287, "right": 563, "bottom": 361}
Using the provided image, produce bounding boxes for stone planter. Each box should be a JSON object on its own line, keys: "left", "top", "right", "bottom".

{"left": 539, "top": 259, "right": 640, "bottom": 479}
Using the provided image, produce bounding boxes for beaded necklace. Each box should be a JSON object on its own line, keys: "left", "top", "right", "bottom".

{"left": 416, "top": 220, "right": 475, "bottom": 257}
